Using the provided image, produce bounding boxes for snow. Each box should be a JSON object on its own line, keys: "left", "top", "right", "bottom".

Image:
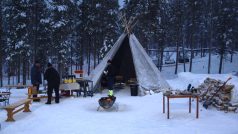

{"left": 1, "top": 79, "right": 238, "bottom": 134}
{"left": 20, "top": 12, "right": 26, "bottom": 17}
{"left": 57, "top": 5, "right": 68, "bottom": 12}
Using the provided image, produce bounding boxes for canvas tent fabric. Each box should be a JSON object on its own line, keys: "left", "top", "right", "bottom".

{"left": 88, "top": 33, "right": 170, "bottom": 95}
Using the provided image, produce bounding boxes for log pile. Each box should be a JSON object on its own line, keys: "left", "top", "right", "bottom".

{"left": 197, "top": 77, "right": 237, "bottom": 112}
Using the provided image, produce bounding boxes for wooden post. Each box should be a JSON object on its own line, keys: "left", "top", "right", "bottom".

{"left": 6, "top": 109, "right": 15, "bottom": 122}
{"left": 163, "top": 95, "right": 165, "bottom": 113}
{"left": 189, "top": 97, "right": 191, "bottom": 113}
{"left": 167, "top": 97, "right": 170, "bottom": 119}
{"left": 23, "top": 102, "right": 31, "bottom": 112}
{"left": 196, "top": 96, "right": 199, "bottom": 118}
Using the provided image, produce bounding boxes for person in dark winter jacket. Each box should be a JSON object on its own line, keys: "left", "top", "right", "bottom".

{"left": 44, "top": 63, "right": 60, "bottom": 104}
{"left": 104, "top": 60, "right": 115, "bottom": 96}
{"left": 31, "top": 60, "right": 42, "bottom": 101}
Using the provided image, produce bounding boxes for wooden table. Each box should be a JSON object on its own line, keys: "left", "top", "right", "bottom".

{"left": 59, "top": 83, "right": 80, "bottom": 96}
{"left": 76, "top": 79, "right": 94, "bottom": 97}
{"left": 163, "top": 94, "right": 199, "bottom": 119}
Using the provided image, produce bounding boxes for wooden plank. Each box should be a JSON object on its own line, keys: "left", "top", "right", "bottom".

{"left": 5, "top": 99, "right": 31, "bottom": 109}
{"left": 13, "top": 107, "right": 25, "bottom": 115}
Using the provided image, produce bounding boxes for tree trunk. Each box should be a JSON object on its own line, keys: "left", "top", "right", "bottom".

{"left": 208, "top": 1, "right": 213, "bottom": 74}
{"left": 218, "top": 48, "right": 224, "bottom": 74}
{"left": 23, "top": 58, "right": 27, "bottom": 85}
{"left": 93, "top": 40, "right": 97, "bottom": 69}
{"left": 8, "top": 62, "right": 11, "bottom": 85}
{"left": 57, "top": 56, "right": 62, "bottom": 79}
{"left": 182, "top": 45, "right": 186, "bottom": 72}
{"left": 189, "top": 27, "right": 194, "bottom": 72}
{"left": 27, "top": 62, "right": 30, "bottom": 79}
{"left": 175, "top": 42, "right": 179, "bottom": 74}
{"left": 159, "top": 47, "right": 164, "bottom": 71}
{"left": 87, "top": 36, "right": 91, "bottom": 75}
{"left": 80, "top": 43, "right": 84, "bottom": 70}
{"left": 208, "top": 43, "right": 211, "bottom": 74}
{"left": 17, "top": 57, "right": 21, "bottom": 84}
{"left": 189, "top": 48, "right": 194, "bottom": 72}
{"left": 0, "top": 56, "right": 2, "bottom": 87}
{"left": 70, "top": 45, "right": 72, "bottom": 75}
{"left": 0, "top": 5, "right": 2, "bottom": 87}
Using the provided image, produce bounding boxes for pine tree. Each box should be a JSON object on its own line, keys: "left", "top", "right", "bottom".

{"left": 213, "top": 0, "right": 235, "bottom": 73}
{"left": 0, "top": 0, "right": 4, "bottom": 86}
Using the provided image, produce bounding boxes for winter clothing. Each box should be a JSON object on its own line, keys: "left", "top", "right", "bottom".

{"left": 105, "top": 62, "right": 115, "bottom": 91}
{"left": 44, "top": 64, "right": 60, "bottom": 103}
{"left": 31, "top": 63, "right": 42, "bottom": 101}
{"left": 31, "top": 65, "right": 42, "bottom": 85}
{"left": 105, "top": 63, "right": 115, "bottom": 77}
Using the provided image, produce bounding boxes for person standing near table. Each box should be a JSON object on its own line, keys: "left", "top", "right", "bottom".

{"left": 31, "top": 60, "right": 42, "bottom": 102}
{"left": 44, "top": 63, "right": 60, "bottom": 104}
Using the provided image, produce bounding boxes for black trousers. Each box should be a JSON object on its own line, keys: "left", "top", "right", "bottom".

{"left": 107, "top": 77, "right": 114, "bottom": 90}
{"left": 47, "top": 85, "right": 60, "bottom": 103}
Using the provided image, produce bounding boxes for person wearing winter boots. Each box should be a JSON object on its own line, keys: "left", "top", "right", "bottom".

{"left": 44, "top": 63, "right": 60, "bottom": 104}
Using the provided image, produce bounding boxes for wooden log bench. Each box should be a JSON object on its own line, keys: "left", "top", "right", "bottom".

{"left": 4, "top": 99, "right": 31, "bottom": 122}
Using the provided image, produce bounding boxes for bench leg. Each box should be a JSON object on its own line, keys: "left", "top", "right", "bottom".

{"left": 6, "top": 109, "right": 15, "bottom": 122}
{"left": 163, "top": 95, "right": 165, "bottom": 113}
{"left": 23, "top": 102, "right": 31, "bottom": 112}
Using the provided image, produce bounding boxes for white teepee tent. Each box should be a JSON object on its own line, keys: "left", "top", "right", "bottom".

{"left": 88, "top": 33, "right": 170, "bottom": 95}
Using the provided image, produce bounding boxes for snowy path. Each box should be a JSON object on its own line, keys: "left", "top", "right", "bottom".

{"left": 0, "top": 87, "right": 238, "bottom": 134}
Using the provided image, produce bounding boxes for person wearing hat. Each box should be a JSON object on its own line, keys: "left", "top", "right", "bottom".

{"left": 31, "top": 60, "right": 42, "bottom": 102}
{"left": 44, "top": 63, "right": 60, "bottom": 104}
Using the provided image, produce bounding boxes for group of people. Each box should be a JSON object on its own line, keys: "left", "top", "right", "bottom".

{"left": 31, "top": 61, "right": 60, "bottom": 104}
{"left": 30, "top": 59, "right": 115, "bottom": 104}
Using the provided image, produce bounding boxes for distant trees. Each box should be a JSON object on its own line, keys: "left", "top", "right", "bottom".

{"left": 0, "top": 1, "right": 4, "bottom": 86}
{"left": 78, "top": 0, "right": 119, "bottom": 75}
{"left": 0, "top": 0, "right": 237, "bottom": 86}
{"left": 121, "top": 0, "right": 237, "bottom": 74}
{"left": 213, "top": 0, "right": 236, "bottom": 74}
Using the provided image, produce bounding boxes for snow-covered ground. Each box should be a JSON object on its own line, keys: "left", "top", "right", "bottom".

{"left": 1, "top": 73, "right": 238, "bottom": 134}
{"left": 0, "top": 53, "right": 237, "bottom": 134}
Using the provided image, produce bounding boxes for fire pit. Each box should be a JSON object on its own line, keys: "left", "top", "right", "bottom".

{"left": 97, "top": 96, "right": 116, "bottom": 110}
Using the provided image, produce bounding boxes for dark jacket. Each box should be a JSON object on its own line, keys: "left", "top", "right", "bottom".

{"left": 44, "top": 67, "right": 60, "bottom": 87}
{"left": 106, "top": 64, "right": 115, "bottom": 77}
{"left": 31, "top": 65, "right": 42, "bottom": 85}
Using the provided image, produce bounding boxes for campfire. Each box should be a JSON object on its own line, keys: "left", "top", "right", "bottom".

{"left": 98, "top": 96, "right": 116, "bottom": 110}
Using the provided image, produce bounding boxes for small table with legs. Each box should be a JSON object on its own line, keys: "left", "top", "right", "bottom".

{"left": 163, "top": 94, "right": 199, "bottom": 119}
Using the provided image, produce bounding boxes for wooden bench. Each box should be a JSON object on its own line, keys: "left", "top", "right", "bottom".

{"left": 4, "top": 99, "right": 31, "bottom": 122}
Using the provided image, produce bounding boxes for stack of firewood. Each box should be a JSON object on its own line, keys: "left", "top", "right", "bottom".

{"left": 197, "top": 77, "right": 237, "bottom": 112}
